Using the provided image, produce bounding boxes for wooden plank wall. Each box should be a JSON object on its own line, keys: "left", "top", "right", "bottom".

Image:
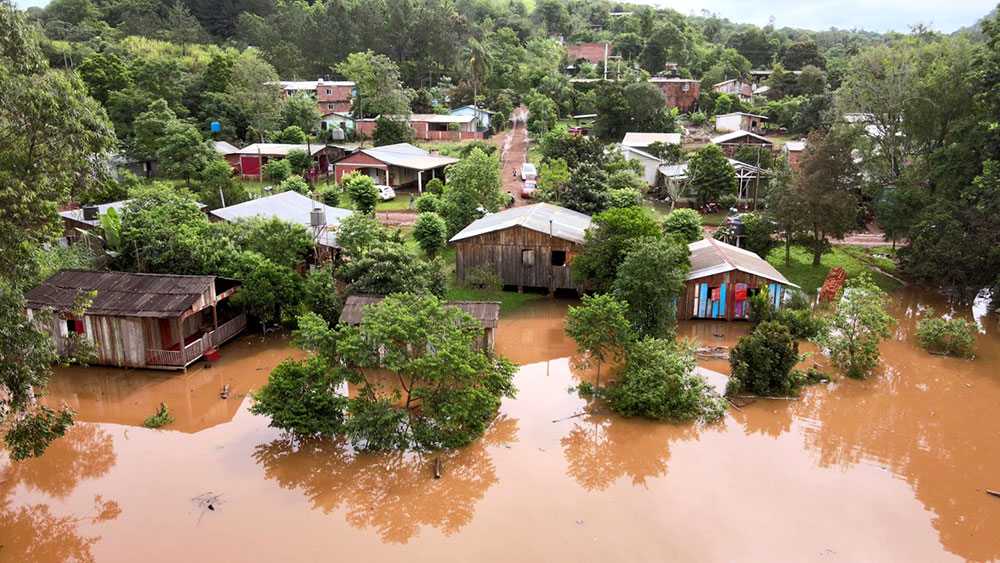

{"left": 455, "top": 225, "right": 582, "bottom": 291}
{"left": 677, "top": 271, "right": 783, "bottom": 321}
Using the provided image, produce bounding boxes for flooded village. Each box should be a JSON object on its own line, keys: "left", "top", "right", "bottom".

{"left": 4, "top": 0, "right": 1000, "bottom": 561}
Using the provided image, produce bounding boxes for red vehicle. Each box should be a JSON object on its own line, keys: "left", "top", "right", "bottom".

{"left": 521, "top": 180, "right": 537, "bottom": 198}
{"left": 567, "top": 126, "right": 589, "bottom": 135}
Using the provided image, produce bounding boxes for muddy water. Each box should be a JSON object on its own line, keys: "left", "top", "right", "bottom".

{"left": 3, "top": 289, "right": 999, "bottom": 562}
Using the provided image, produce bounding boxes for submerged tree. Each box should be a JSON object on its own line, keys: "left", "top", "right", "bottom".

{"left": 727, "top": 321, "right": 802, "bottom": 397}
{"left": 253, "top": 294, "right": 518, "bottom": 450}
{"left": 612, "top": 237, "right": 690, "bottom": 340}
{"left": 565, "top": 294, "right": 632, "bottom": 392}
{"left": 821, "top": 274, "right": 894, "bottom": 378}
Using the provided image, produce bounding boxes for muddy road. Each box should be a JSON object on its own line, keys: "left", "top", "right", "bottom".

{"left": 3, "top": 290, "right": 999, "bottom": 561}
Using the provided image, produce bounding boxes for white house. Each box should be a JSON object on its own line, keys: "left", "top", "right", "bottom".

{"left": 450, "top": 105, "right": 494, "bottom": 130}
{"left": 714, "top": 112, "right": 768, "bottom": 134}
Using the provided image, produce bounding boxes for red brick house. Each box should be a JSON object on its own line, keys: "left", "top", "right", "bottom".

{"left": 566, "top": 43, "right": 610, "bottom": 65}
{"left": 332, "top": 143, "right": 457, "bottom": 192}
{"left": 276, "top": 79, "right": 355, "bottom": 114}
{"left": 649, "top": 77, "right": 701, "bottom": 113}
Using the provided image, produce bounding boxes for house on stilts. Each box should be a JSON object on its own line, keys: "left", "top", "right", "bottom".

{"left": 338, "top": 294, "right": 500, "bottom": 350}
{"left": 25, "top": 270, "right": 246, "bottom": 370}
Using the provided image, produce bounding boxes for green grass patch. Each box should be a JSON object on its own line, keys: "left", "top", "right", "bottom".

{"left": 837, "top": 245, "right": 901, "bottom": 277}
{"left": 445, "top": 287, "right": 541, "bottom": 310}
{"left": 766, "top": 245, "right": 903, "bottom": 294}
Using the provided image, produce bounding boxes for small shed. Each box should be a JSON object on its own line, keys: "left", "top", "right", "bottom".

{"left": 711, "top": 130, "right": 774, "bottom": 158}
{"left": 208, "top": 191, "right": 353, "bottom": 254}
{"left": 333, "top": 143, "right": 458, "bottom": 192}
{"left": 678, "top": 239, "right": 798, "bottom": 321}
{"left": 715, "top": 112, "right": 768, "bottom": 134}
{"left": 450, "top": 105, "right": 494, "bottom": 130}
{"left": 450, "top": 203, "right": 592, "bottom": 294}
{"left": 406, "top": 114, "right": 482, "bottom": 140}
{"left": 784, "top": 140, "right": 807, "bottom": 171}
{"left": 338, "top": 295, "right": 500, "bottom": 350}
{"left": 658, "top": 158, "right": 766, "bottom": 202}
{"left": 25, "top": 270, "right": 246, "bottom": 370}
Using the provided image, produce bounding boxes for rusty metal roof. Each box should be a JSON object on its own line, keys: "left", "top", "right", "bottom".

{"left": 338, "top": 295, "right": 500, "bottom": 328}
{"left": 688, "top": 239, "right": 798, "bottom": 288}
{"left": 450, "top": 203, "right": 593, "bottom": 244}
{"left": 25, "top": 269, "right": 236, "bottom": 318}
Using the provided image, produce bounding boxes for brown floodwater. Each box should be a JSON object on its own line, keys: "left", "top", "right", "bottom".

{"left": 3, "top": 289, "right": 999, "bottom": 562}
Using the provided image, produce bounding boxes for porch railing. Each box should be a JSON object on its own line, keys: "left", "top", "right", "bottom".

{"left": 146, "top": 348, "right": 183, "bottom": 366}
{"left": 212, "top": 313, "right": 246, "bottom": 347}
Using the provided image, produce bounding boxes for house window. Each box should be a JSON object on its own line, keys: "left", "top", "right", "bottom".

{"left": 682, "top": 83, "right": 690, "bottom": 92}
{"left": 521, "top": 249, "right": 535, "bottom": 267}
{"left": 326, "top": 88, "right": 332, "bottom": 95}
{"left": 327, "top": 103, "right": 334, "bottom": 110}
{"left": 66, "top": 317, "right": 84, "bottom": 335}
{"left": 321, "top": 122, "right": 328, "bottom": 130}
{"left": 551, "top": 250, "right": 567, "bottom": 266}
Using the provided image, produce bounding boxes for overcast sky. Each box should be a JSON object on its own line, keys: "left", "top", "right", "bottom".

{"left": 13, "top": 0, "right": 996, "bottom": 33}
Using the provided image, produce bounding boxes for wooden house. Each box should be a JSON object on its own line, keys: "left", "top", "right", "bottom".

{"left": 678, "top": 239, "right": 798, "bottom": 321}
{"left": 25, "top": 270, "right": 246, "bottom": 370}
{"left": 332, "top": 143, "right": 458, "bottom": 192}
{"left": 338, "top": 295, "right": 500, "bottom": 350}
{"left": 711, "top": 130, "right": 775, "bottom": 158}
{"left": 236, "top": 143, "right": 350, "bottom": 180}
{"left": 213, "top": 141, "right": 241, "bottom": 167}
{"left": 451, "top": 203, "right": 592, "bottom": 294}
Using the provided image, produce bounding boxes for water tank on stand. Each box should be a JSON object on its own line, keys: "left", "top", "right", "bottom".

{"left": 310, "top": 207, "right": 327, "bottom": 227}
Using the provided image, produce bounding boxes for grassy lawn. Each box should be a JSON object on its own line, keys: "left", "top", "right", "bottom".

{"left": 766, "top": 244, "right": 903, "bottom": 294}
{"left": 417, "top": 139, "right": 480, "bottom": 157}
{"left": 641, "top": 202, "right": 728, "bottom": 226}
{"left": 445, "top": 286, "right": 541, "bottom": 310}
{"left": 837, "top": 245, "right": 901, "bottom": 277}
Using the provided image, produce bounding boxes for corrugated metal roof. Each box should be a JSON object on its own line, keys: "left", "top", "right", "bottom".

{"left": 687, "top": 238, "right": 798, "bottom": 287}
{"left": 209, "top": 191, "right": 353, "bottom": 248}
{"left": 785, "top": 141, "right": 806, "bottom": 152}
{"left": 25, "top": 269, "right": 234, "bottom": 318}
{"left": 658, "top": 159, "right": 763, "bottom": 180}
{"left": 622, "top": 132, "right": 681, "bottom": 147}
{"left": 214, "top": 141, "right": 240, "bottom": 155}
{"left": 711, "top": 130, "right": 774, "bottom": 145}
{"left": 715, "top": 112, "right": 768, "bottom": 120}
{"left": 449, "top": 203, "right": 593, "bottom": 244}
{"left": 275, "top": 80, "right": 355, "bottom": 90}
{"left": 359, "top": 143, "right": 459, "bottom": 170}
{"left": 60, "top": 199, "right": 205, "bottom": 227}
{"left": 238, "top": 143, "right": 346, "bottom": 156}
{"left": 407, "top": 114, "right": 477, "bottom": 124}
{"left": 338, "top": 295, "right": 500, "bottom": 328}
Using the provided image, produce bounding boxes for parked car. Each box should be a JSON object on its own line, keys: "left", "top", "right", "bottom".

{"left": 521, "top": 180, "right": 537, "bottom": 198}
{"left": 521, "top": 162, "right": 537, "bottom": 180}
{"left": 567, "top": 126, "right": 589, "bottom": 135}
{"left": 375, "top": 185, "right": 395, "bottom": 201}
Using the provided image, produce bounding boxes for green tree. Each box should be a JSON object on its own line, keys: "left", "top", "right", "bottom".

{"left": 821, "top": 274, "right": 894, "bottom": 379}
{"left": 343, "top": 171, "right": 379, "bottom": 214}
{"left": 686, "top": 144, "right": 736, "bottom": 207}
{"left": 132, "top": 99, "right": 177, "bottom": 160}
{"left": 280, "top": 175, "right": 309, "bottom": 194}
{"left": 250, "top": 355, "right": 348, "bottom": 436}
{"left": 740, "top": 212, "right": 778, "bottom": 258}
{"left": 536, "top": 158, "right": 571, "bottom": 202}
{"left": 607, "top": 338, "right": 726, "bottom": 422}
{"left": 77, "top": 52, "right": 132, "bottom": 105}
{"left": 787, "top": 128, "right": 860, "bottom": 265}
{"left": 372, "top": 117, "right": 414, "bottom": 146}
{"left": 612, "top": 237, "right": 690, "bottom": 340}
{"left": 227, "top": 250, "right": 302, "bottom": 327}
{"left": 439, "top": 148, "right": 504, "bottom": 235}
{"left": 279, "top": 126, "right": 307, "bottom": 144}
{"left": 425, "top": 177, "right": 444, "bottom": 195}
{"left": 155, "top": 121, "right": 214, "bottom": 186}
{"left": 412, "top": 212, "right": 447, "bottom": 258}
{"left": 560, "top": 162, "right": 609, "bottom": 216}
{"left": 335, "top": 212, "right": 392, "bottom": 259}
{"left": 915, "top": 308, "right": 976, "bottom": 357}
{"left": 661, "top": 208, "right": 703, "bottom": 243}
{"left": 300, "top": 267, "right": 343, "bottom": 325}
{"left": 340, "top": 242, "right": 446, "bottom": 297}
{"left": 527, "top": 94, "right": 557, "bottom": 135}
{"left": 285, "top": 148, "right": 311, "bottom": 174}
{"left": 726, "top": 321, "right": 802, "bottom": 396}
{"left": 780, "top": 40, "right": 826, "bottom": 70}
{"left": 281, "top": 92, "right": 322, "bottom": 133}
{"left": 215, "top": 216, "right": 315, "bottom": 269}
{"left": 565, "top": 294, "right": 632, "bottom": 392}
{"left": 263, "top": 159, "right": 291, "bottom": 184}
{"left": 337, "top": 50, "right": 412, "bottom": 118}
{"left": 229, "top": 50, "right": 282, "bottom": 142}
{"left": 572, "top": 206, "right": 662, "bottom": 292}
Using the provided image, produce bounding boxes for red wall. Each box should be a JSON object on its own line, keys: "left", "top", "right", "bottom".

{"left": 333, "top": 152, "right": 386, "bottom": 183}
{"left": 652, "top": 80, "right": 701, "bottom": 113}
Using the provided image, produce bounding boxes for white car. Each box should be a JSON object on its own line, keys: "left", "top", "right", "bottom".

{"left": 376, "top": 185, "right": 395, "bottom": 201}
{"left": 521, "top": 163, "right": 537, "bottom": 180}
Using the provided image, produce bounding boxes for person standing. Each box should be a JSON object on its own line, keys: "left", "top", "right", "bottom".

{"left": 409, "top": 193, "right": 415, "bottom": 210}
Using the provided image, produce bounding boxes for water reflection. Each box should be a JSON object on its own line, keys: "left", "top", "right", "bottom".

{"left": 0, "top": 424, "right": 120, "bottom": 562}
{"left": 495, "top": 299, "right": 578, "bottom": 365}
{"left": 253, "top": 415, "right": 519, "bottom": 544}
{"left": 560, "top": 407, "right": 705, "bottom": 491}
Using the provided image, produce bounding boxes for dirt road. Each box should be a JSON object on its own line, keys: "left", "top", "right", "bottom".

{"left": 497, "top": 106, "right": 532, "bottom": 207}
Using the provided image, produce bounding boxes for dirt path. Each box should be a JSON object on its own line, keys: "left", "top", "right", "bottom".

{"left": 497, "top": 105, "right": 532, "bottom": 207}
{"left": 377, "top": 209, "right": 417, "bottom": 229}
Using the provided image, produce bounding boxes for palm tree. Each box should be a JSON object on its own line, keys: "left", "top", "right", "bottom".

{"left": 459, "top": 39, "right": 492, "bottom": 105}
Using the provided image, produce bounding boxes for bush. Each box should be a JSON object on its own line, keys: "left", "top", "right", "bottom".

{"left": 607, "top": 188, "right": 642, "bottom": 209}
{"left": 250, "top": 356, "right": 348, "bottom": 436}
{"left": 718, "top": 193, "right": 739, "bottom": 210}
{"left": 425, "top": 177, "right": 444, "bottom": 195}
{"left": 607, "top": 338, "right": 726, "bottom": 422}
{"left": 661, "top": 208, "right": 703, "bottom": 243}
{"left": 689, "top": 111, "right": 708, "bottom": 126}
{"left": 263, "top": 159, "right": 291, "bottom": 184}
{"left": 459, "top": 140, "right": 498, "bottom": 158}
{"left": 415, "top": 193, "right": 440, "bottom": 213}
{"left": 916, "top": 308, "right": 976, "bottom": 357}
{"left": 727, "top": 321, "right": 801, "bottom": 396}
{"left": 463, "top": 262, "right": 502, "bottom": 295}
{"left": 741, "top": 212, "right": 778, "bottom": 258}
{"left": 747, "top": 292, "right": 823, "bottom": 340}
{"left": 143, "top": 403, "right": 174, "bottom": 428}
{"left": 279, "top": 125, "right": 307, "bottom": 144}
{"left": 300, "top": 267, "right": 342, "bottom": 325}
{"left": 280, "top": 175, "right": 309, "bottom": 194}
{"left": 412, "top": 212, "right": 447, "bottom": 258}
{"left": 342, "top": 171, "right": 379, "bottom": 214}
{"left": 313, "top": 182, "right": 340, "bottom": 206}
{"left": 285, "top": 149, "right": 311, "bottom": 174}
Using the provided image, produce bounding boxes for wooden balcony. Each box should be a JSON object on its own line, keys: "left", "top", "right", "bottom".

{"left": 145, "top": 313, "right": 247, "bottom": 369}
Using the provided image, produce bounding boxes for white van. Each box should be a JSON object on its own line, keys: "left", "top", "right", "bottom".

{"left": 521, "top": 163, "right": 537, "bottom": 180}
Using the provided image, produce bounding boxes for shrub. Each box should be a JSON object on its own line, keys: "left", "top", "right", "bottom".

{"left": 280, "top": 175, "right": 309, "bottom": 194}
{"left": 727, "top": 321, "right": 801, "bottom": 396}
{"left": 285, "top": 149, "right": 311, "bottom": 174}
{"left": 313, "top": 182, "right": 340, "bottom": 206}
{"left": 463, "top": 262, "right": 502, "bottom": 295}
{"left": 916, "top": 308, "right": 976, "bottom": 357}
{"left": 718, "top": 193, "right": 739, "bottom": 210}
{"left": 263, "top": 159, "right": 291, "bottom": 184}
{"left": 741, "top": 212, "right": 778, "bottom": 258}
{"left": 342, "top": 171, "right": 379, "bottom": 214}
{"left": 415, "top": 193, "right": 440, "bottom": 213}
{"left": 748, "top": 292, "right": 823, "bottom": 340}
{"left": 425, "top": 177, "right": 444, "bottom": 195}
{"left": 144, "top": 403, "right": 174, "bottom": 428}
{"left": 607, "top": 338, "right": 726, "bottom": 422}
{"left": 607, "top": 187, "right": 642, "bottom": 209}
{"left": 661, "top": 208, "right": 703, "bottom": 243}
{"left": 821, "top": 274, "right": 894, "bottom": 378}
{"left": 412, "top": 212, "right": 447, "bottom": 258}
{"left": 279, "top": 125, "right": 307, "bottom": 144}
{"left": 689, "top": 111, "right": 708, "bottom": 126}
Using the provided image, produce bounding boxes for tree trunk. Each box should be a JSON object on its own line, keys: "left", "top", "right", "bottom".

{"left": 785, "top": 235, "right": 791, "bottom": 265}
{"left": 812, "top": 236, "right": 823, "bottom": 266}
